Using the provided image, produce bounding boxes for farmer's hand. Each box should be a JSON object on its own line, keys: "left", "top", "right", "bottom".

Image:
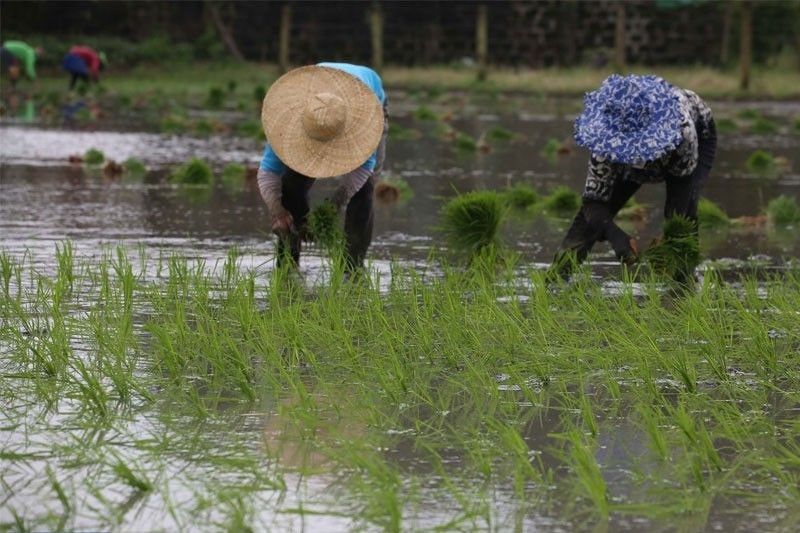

{"left": 271, "top": 209, "right": 295, "bottom": 238}
{"left": 606, "top": 222, "right": 638, "bottom": 265}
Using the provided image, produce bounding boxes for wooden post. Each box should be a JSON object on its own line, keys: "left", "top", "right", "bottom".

{"left": 614, "top": 1, "right": 627, "bottom": 71}
{"left": 476, "top": 3, "right": 488, "bottom": 81}
{"left": 739, "top": 1, "right": 752, "bottom": 91}
{"left": 370, "top": 1, "right": 384, "bottom": 72}
{"left": 279, "top": 2, "right": 292, "bottom": 73}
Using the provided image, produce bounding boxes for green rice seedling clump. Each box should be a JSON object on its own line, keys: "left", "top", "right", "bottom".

{"left": 714, "top": 117, "right": 738, "bottom": 133}
{"left": 645, "top": 215, "right": 700, "bottom": 281}
{"left": 750, "top": 116, "right": 778, "bottom": 135}
{"left": 794, "top": 117, "right": 800, "bottom": 133}
{"left": 237, "top": 119, "right": 264, "bottom": 140}
{"left": 388, "top": 123, "right": 422, "bottom": 140}
{"left": 540, "top": 186, "right": 580, "bottom": 215}
{"left": 540, "top": 138, "right": 562, "bottom": 159}
{"left": 206, "top": 86, "right": 225, "bottom": 109}
{"left": 737, "top": 108, "right": 761, "bottom": 120}
{"left": 440, "top": 190, "right": 506, "bottom": 257}
{"left": 697, "top": 197, "right": 730, "bottom": 229}
{"left": 413, "top": 105, "right": 438, "bottom": 121}
{"left": 766, "top": 195, "right": 800, "bottom": 225}
{"left": 486, "top": 126, "right": 516, "bottom": 142}
{"left": 170, "top": 158, "right": 214, "bottom": 185}
{"left": 503, "top": 183, "right": 539, "bottom": 208}
{"left": 84, "top": 148, "right": 105, "bottom": 165}
{"left": 454, "top": 132, "right": 477, "bottom": 152}
{"left": 745, "top": 150, "right": 776, "bottom": 175}
{"left": 221, "top": 163, "right": 247, "bottom": 188}
{"left": 308, "top": 201, "right": 344, "bottom": 250}
{"left": 253, "top": 85, "right": 266, "bottom": 102}
{"left": 376, "top": 177, "right": 414, "bottom": 202}
{"left": 123, "top": 158, "right": 147, "bottom": 179}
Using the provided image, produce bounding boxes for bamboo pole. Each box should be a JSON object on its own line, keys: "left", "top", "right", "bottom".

{"left": 614, "top": 1, "right": 627, "bottom": 71}
{"left": 279, "top": 3, "right": 292, "bottom": 73}
{"left": 739, "top": 1, "right": 752, "bottom": 91}
{"left": 476, "top": 3, "right": 488, "bottom": 81}
{"left": 370, "top": 1, "right": 384, "bottom": 72}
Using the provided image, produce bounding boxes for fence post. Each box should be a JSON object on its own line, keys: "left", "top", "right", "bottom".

{"left": 279, "top": 2, "right": 292, "bottom": 73}
{"left": 370, "top": 1, "right": 384, "bottom": 72}
{"left": 739, "top": 1, "right": 752, "bottom": 90}
{"left": 476, "top": 3, "right": 488, "bottom": 81}
{"left": 614, "top": 1, "right": 627, "bottom": 71}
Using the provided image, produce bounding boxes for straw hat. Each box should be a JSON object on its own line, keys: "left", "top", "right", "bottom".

{"left": 261, "top": 65, "right": 384, "bottom": 179}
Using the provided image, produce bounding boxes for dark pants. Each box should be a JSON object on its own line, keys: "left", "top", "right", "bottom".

{"left": 554, "top": 120, "right": 717, "bottom": 276}
{"left": 1, "top": 47, "right": 19, "bottom": 88}
{"left": 276, "top": 169, "right": 375, "bottom": 271}
{"left": 69, "top": 72, "right": 90, "bottom": 90}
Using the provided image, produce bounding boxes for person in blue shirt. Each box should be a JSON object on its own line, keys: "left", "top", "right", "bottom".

{"left": 258, "top": 63, "right": 388, "bottom": 271}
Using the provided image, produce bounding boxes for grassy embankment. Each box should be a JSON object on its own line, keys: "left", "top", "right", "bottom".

{"left": 1, "top": 244, "right": 798, "bottom": 530}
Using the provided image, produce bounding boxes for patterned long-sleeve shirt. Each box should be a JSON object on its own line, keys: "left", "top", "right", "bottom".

{"left": 582, "top": 88, "right": 714, "bottom": 203}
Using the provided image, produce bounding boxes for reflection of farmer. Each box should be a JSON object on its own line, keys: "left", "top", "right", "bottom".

{"left": 552, "top": 75, "right": 716, "bottom": 279}
{"left": 1, "top": 40, "right": 42, "bottom": 88}
{"left": 62, "top": 45, "right": 106, "bottom": 89}
{"left": 257, "top": 63, "right": 388, "bottom": 271}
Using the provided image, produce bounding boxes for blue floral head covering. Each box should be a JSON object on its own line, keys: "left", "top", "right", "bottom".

{"left": 574, "top": 74, "right": 683, "bottom": 166}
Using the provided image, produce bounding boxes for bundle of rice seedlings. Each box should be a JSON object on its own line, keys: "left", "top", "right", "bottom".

{"left": 170, "top": 158, "right": 214, "bottom": 185}
{"left": 540, "top": 138, "right": 562, "bottom": 159}
{"left": 766, "top": 195, "right": 800, "bottom": 225}
{"left": 794, "top": 117, "right": 800, "bottom": 134}
{"left": 440, "top": 190, "right": 506, "bottom": 258}
{"left": 750, "top": 117, "right": 778, "bottom": 135}
{"left": 84, "top": 148, "right": 105, "bottom": 166}
{"left": 455, "top": 132, "right": 477, "bottom": 152}
{"left": 123, "top": 158, "right": 146, "bottom": 178}
{"left": 307, "top": 201, "right": 344, "bottom": 251}
{"left": 375, "top": 177, "right": 414, "bottom": 204}
{"left": 715, "top": 117, "right": 738, "bottom": 133}
{"left": 645, "top": 215, "right": 700, "bottom": 281}
{"left": 540, "top": 186, "right": 581, "bottom": 215}
{"left": 486, "top": 126, "right": 516, "bottom": 142}
{"left": 412, "top": 105, "right": 438, "bottom": 121}
{"left": 221, "top": 163, "right": 247, "bottom": 189}
{"left": 206, "top": 87, "right": 225, "bottom": 109}
{"left": 388, "top": 123, "right": 422, "bottom": 140}
{"left": 503, "top": 183, "right": 539, "bottom": 209}
{"left": 745, "top": 150, "right": 776, "bottom": 175}
{"left": 697, "top": 197, "right": 730, "bottom": 229}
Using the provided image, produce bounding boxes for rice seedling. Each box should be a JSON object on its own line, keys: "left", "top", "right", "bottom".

{"left": 123, "top": 158, "right": 147, "bottom": 179}
{"left": 766, "top": 195, "right": 800, "bottom": 225}
{"left": 160, "top": 113, "right": 189, "bottom": 134}
{"left": 193, "top": 118, "right": 215, "bottom": 136}
{"left": 206, "top": 86, "right": 226, "bottom": 109}
{"left": 388, "top": 123, "right": 423, "bottom": 140}
{"left": 307, "top": 201, "right": 344, "bottom": 252}
{"left": 486, "top": 126, "right": 516, "bottom": 143}
{"left": 253, "top": 85, "right": 267, "bottom": 102}
{"left": 221, "top": 162, "right": 247, "bottom": 189}
{"left": 540, "top": 137, "right": 563, "bottom": 160}
{"left": 537, "top": 186, "right": 581, "bottom": 216}
{"left": 454, "top": 132, "right": 477, "bottom": 152}
{"left": 644, "top": 215, "right": 700, "bottom": 281}
{"left": 697, "top": 197, "right": 730, "bottom": 229}
{"left": 170, "top": 158, "right": 214, "bottom": 185}
{"left": 750, "top": 116, "right": 779, "bottom": 135}
{"left": 440, "top": 190, "right": 506, "bottom": 259}
{"left": 83, "top": 148, "right": 105, "bottom": 166}
{"left": 794, "top": 116, "right": 800, "bottom": 134}
{"left": 503, "top": 183, "right": 539, "bottom": 209}
{"left": 745, "top": 149, "right": 777, "bottom": 176}
{"left": 737, "top": 108, "right": 761, "bottom": 120}
{"left": 714, "top": 117, "right": 738, "bottom": 133}
{"left": 375, "top": 177, "right": 414, "bottom": 204}
{"left": 236, "top": 118, "right": 264, "bottom": 140}
{"left": 412, "top": 105, "right": 438, "bottom": 121}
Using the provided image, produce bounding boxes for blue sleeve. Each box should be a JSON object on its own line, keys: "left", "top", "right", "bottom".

{"left": 259, "top": 144, "right": 287, "bottom": 174}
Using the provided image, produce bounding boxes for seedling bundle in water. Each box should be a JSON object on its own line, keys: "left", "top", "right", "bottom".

{"left": 503, "top": 183, "right": 539, "bottom": 208}
{"left": 308, "top": 201, "right": 344, "bottom": 252}
{"left": 84, "top": 148, "right": 105, "bottom": 166}
{"left": 697, "top": 197, "right": 730, "bottom": 229}
{"left": 766, "top": 195, "right": 800, "bottom": 225}
{"left": 538, "top": 186, "right": 581, "bottom": 215}
{"left": 441, "top": 190, "right": 506, "bottom": 259}
{"left": 170, "top": 158, "right": 214, "bottom": 185}
{"left": 644, "top": 215, "right": 700, "bottom": 281}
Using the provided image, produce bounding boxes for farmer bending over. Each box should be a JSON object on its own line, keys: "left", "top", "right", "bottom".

{"left": 62, "top": 45, "right": 106, "bottom": 89}
{"left": 551, "top": 74, "right": 716, "bottom": 280}
{"left": 257, "top": 63, "right": 388, "bottom": 271}
{"left": 1, "top": 40, "right": 42, "bottom": 88}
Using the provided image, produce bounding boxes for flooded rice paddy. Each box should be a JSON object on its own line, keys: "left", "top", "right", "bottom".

{"left": 1, "top": 93, "right": 799, "bottom": 531}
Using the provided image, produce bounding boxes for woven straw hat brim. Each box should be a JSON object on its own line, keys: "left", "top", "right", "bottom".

{"left": 262, "top": 65, "right": 384, "bottom": 179}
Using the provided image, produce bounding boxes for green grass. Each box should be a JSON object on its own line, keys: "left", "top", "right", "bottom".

{"left": 697, "top": 197, "right": 730, "bottom": 229}
{"left": 170, "top": 158, "right": 214, "bottom": 185}
{"left": 84, "top": 148, "right": 105, "bottom": 166}
{"left": 440, "top": 190, "right": 506, "bottom": 259}
{"left": 1, "top": 246, "right": 800, "bottom": 529}
{"left": 766, "top": 195, "right": 800, "bottom": 225}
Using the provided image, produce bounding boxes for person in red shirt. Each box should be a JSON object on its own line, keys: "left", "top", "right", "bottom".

{"left": 61, "top": 45, "right": 107, "bottom": 89}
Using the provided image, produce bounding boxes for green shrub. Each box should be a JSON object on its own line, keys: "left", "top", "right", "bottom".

{"left": 503, "top": 183, "right": 539, "bottom": 208}
{"left": 206, "top": 87, "right": 226, "bottom": 109}
{"left": 84, "top": 148, "right": 105, "bottom": 166}
{"left": 540, "top": 186, "right": 581, "bottom": 214}
{"left": 413, "top": 105, "right": 438, "bottom": 121}
{"left": 645, "top": 215, "right": 700, "bottom": 282}
{"left": 745, "top": 150, "right": 776, "bottom": 175}
{"left": 170, "top": 158, "right": 213, "bottom": 185}
{"left": 440, "top": 191, "right": 506, "bottom": 257}
{"left": 697, "top": 197, "right": 730, "bottom": 229}
{"left": 766, "top": 195, "right": 800, "bottom": 225}
{"left": 123, "top": 158, "right": 147, "bottom": 178}
{"left": 750, "top": 117, "right": 778, "bottom": 134}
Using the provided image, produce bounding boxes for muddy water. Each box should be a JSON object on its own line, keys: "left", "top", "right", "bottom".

{"left": 1, "top": 98, "right": 799, "bottom": 531}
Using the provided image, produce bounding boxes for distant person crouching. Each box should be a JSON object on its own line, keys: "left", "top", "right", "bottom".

{"left": 62, "top": 46, "right": 107, "bottom": 90}
{"left": 1, "top": 40, "right": 43, "bottom": 88}
{"left": 257, "top": 63, "right": 388, "bottom": 272}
